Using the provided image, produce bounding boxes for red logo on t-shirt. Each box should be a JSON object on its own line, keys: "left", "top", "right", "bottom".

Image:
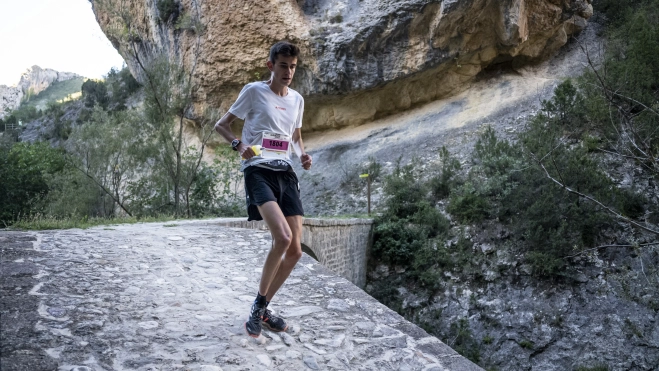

{"left": 275, "top": 106, "right": 287, "bottom": 111}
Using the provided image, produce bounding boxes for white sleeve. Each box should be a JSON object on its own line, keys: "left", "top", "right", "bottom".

{"left": 295, "top": 96, "right": 304, "bottom": 128}
{"left": 228, "top": 84, "right": 253, "bottom": 120}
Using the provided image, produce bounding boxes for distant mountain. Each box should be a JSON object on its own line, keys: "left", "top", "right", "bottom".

{"left": 0, "top": 66, "right": 83, "bottom": 118}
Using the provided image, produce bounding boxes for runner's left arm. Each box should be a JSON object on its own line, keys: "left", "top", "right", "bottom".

{"left": 292, "top": 128, "right": 312, "bottom": 170}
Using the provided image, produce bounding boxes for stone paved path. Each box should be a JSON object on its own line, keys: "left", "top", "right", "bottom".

{"left": 1, "top": 219, "right": 482, "bottom": 371}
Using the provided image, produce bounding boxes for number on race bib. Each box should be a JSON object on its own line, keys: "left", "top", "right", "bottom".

{"left": 259, "top": 133, "right": 291, "bottom": 160}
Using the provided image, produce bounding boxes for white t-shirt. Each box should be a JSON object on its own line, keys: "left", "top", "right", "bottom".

{"left": 229, "top": 81, "right": 304, "bottom": 171}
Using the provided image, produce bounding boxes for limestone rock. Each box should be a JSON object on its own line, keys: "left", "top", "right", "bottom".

{"left": 91, "top": 0, "right": 591, "bottom": 132}
{"left": 0, "top": 85, "right": 23, "bottom": 119}
{"left": 0, "top": 66, "right": 82, "bottom": 119}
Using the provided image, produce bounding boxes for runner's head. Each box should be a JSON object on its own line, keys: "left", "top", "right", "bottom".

{"left": 268, "top": 41, "right": 300, "bottom": 64}
{"left": 267, "top": 41, "right": 299, "bottom": 87}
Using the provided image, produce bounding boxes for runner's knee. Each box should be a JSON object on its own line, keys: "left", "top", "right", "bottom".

{"left": 287, "top": 247, "right": 303, "bottom": 262}
{"left": 272, "top": 232, "right": 292, "bottom": 251}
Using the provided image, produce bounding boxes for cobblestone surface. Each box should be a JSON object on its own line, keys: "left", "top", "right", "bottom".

{"left": 1, "top": 219, "right": 482, "bottom": 371}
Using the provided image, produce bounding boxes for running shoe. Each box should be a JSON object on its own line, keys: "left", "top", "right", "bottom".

{"left": 245, "top": 302, "right": 266, "bottom": 338}
{"left": 262, "top": 308, "right": 288, "bottom": 332}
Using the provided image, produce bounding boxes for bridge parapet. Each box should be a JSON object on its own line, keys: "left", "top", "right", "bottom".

{"left": 216, "top": 218, "right": 373, "bottom": 287}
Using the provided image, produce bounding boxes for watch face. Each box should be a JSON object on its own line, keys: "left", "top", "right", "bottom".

{"left": 232, "top": 139, "right": 240, "bottom": 147}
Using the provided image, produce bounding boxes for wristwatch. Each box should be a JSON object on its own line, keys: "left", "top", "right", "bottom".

{"left": 231, "top": 139, "right": 241, "bottom": 151}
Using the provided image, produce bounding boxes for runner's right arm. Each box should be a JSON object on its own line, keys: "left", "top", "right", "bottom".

{"left": 214, "top": 112, "right": 255, "bottom": 159}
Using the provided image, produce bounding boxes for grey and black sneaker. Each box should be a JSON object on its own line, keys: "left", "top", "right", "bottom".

{"left": 262, "top": 308, "right": 288, "bottom": 332}
{"left": 245, "top": 302, "right": 266, "bottom": 338}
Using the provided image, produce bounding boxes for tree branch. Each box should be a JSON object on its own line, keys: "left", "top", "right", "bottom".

{"left": 534, "top": 156, "right": 659, "bottom": 236}
{"left": 564, "top": 242, "right": 659, "bottom": 259}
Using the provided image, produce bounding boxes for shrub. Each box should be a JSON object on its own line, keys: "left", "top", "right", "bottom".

{"left": 381, "top": 160, "right": 430, "bottom": 219}
{"left": 81, "top": 79, "right": 109, "bottom": 109}
{"left": 429, "top": 146, "right": 461, "bottom": 200}
{"left": 540, "top": 79, "right": 585, "bottom": 130}
{"left": 373, "top": 157, "right": 454, "bottom": 285}
{"left": 447, "top": 183, "right": 489, "bottom": 223}
{"left": 157, "top": 0, "right": 180, "bottom": 23}
{"left": 0, "top": 141, "right": 67, "bottom": 225}
{"left": 106, "top": 67, "right": 140, "bottom": 110}
{"left": 373, "top": 219, "right": 428, "bottom": 266}
{"left": 447, "top": 319, "right": 481, "bottom": 364}
{"left": 575, "top": 365, "right": 609, "bottom": 371}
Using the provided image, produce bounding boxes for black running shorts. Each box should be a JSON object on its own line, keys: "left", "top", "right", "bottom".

{"left": 244, "top": 166, "right": 304, "bottom": 221}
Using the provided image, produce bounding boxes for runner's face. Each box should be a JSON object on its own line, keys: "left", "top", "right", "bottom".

{"left": 268, "top": 56, "right": 297, "bottom": 86}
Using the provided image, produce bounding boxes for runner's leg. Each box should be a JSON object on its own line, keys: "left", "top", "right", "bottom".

{"left": 256, "top": 201, "right": 293, "bottom": 296}
{"left": 265, "top": 215, "right": 303, "bottom": 302}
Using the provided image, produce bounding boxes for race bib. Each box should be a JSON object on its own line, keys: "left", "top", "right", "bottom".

{"left": 260, "top": 132, "right": 290, "bottom": 160}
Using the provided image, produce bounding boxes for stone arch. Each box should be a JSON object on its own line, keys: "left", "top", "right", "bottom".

{"left": 301, "top": 243, "right": 319, "bottom": 261}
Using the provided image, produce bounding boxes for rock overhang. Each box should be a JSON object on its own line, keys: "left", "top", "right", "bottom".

{"left": 91, "top": 0, "right": 592, "bottom": 132}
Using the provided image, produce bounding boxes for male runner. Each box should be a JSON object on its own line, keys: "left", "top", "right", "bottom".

{"left": 214, "top": 41, "right": 312, "bottom": 337}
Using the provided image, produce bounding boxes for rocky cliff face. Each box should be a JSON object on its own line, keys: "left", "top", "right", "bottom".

{"left": 0, "top": 85, "right": 23, "bottom": 119}
{"left": 91, "top": 0, "right": 592, "bottom": 132}
{"left": 0, "top": 66, "right": 81, "bottom": 118}
{"left": 369, "top": 245, "right": 659, "bottom": 370}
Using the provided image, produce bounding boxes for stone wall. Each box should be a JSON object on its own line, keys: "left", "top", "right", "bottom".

{"left": 216, "top": 218, "right": 373, "bottom": 287}
{"left": 300, "top": 218, "right": 373, "bottom": 288}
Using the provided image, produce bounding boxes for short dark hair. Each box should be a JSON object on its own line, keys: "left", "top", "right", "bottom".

{"left": 269, "top": 41, "right": 300, "bottom": 63}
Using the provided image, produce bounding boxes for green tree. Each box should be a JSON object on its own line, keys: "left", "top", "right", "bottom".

{"left": 0, "top": 141, "right": 66, "bottom": 224}
{"left": 115, "top": 0, "right": 214, "bottom": 217}
{"left": 81, "top": 79, "right": 109, "bottom": 109}
{"left": 66, "top": 107, "right": 154, "bottom": 217}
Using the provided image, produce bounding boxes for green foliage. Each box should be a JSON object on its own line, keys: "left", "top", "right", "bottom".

{"left": 329, "top": 14, "right": 343, "bottom": 23}
{"left": 368, "top": 283, "right": 404, "bottom": 314}
{"left": 540, "top": 79, "right": 585, "bottom": 130}
{"left": 0, "top": 141, "right": 66, "bottom": 224}
{"left": 141, "top": 56, "right": 209, "bottom": 217}
{"left": 581, "top": 1, "right": 659, "bottom": 169}
{"left": 11, "top": 105, "right": 41, "bottom": 122}
{"left": 81, "top": 79, "right": 109, "bottom": 109}
{"left": 66, "top": 107, "right": 152, "bottom": 217}
{"left": 575, "top": 365, "right": 609, "bottom": 371}
{"left": 374, "top": 70, "right": 652, "bottom": 280}
{"left": 429, "top": 146, "right": 461, "bottom": 200}
{"left": 373, "top": 158, "right": 458, "bottom": 288}
{"left": 447, "top": 319, "right": 481, "bottom": 364}
{"left": 596, "top": 0, "right": 645, "bottom": 27}
{"left": 518, "top": 340, "right": 534, "bottom": 350}
{"left": 466, "top": 124, "right": 624, "bottom": 276}
{"left": 174, "top": 11, "right": 205, "bottom": 33}
{"left": 0, "top": 104, "right": 44, "bottom": 131}
{"left": 208, "top": 145, "right": 246, "bottom": 216}
{"left": 157, "top": 0, "right": 179, "bottom": 23}
{"left": 12, "top": 214, "right": 180, "bottom": 230}
{"left": 22, "top": 77, "right": 84, "bottom": 111}
{"left": 447, "top": 182, "right": 489, "bottom": 223}
{"left": 373, "top": 219, "right": 427, "bottom": 266}
{"left": 105, "top": 67, "right": 140, "bottom": 110}
{"left": 39, "top": 166, "right": 100, "bottom": 219}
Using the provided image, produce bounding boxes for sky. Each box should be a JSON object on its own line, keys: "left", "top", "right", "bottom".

{"left": 0, "top": 0, "right": 126, "bottom": 86}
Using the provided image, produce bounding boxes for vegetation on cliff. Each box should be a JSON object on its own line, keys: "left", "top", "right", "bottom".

{"left": 367, "top": 1, "right": 659, "bottom": 368}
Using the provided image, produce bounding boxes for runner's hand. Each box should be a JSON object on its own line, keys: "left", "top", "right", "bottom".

{"left": 300, "top": 154, "right": 312, "bottom": 170}
{"left": 239, "top": 144, "right": 255, "bottom": 159}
